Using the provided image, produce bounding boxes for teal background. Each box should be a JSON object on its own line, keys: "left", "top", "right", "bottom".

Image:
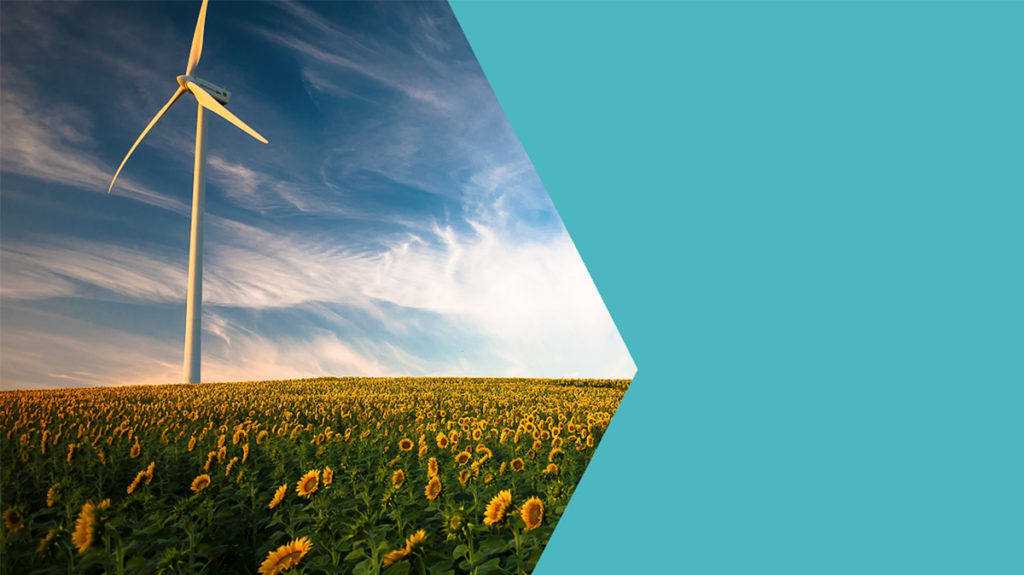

{"left": 451, "top": 1, "right": 1023, "bottom": 574}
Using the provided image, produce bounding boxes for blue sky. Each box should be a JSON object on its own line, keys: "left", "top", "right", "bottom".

{"left": 0, "top": 0, "right": 634, "bottom": 390}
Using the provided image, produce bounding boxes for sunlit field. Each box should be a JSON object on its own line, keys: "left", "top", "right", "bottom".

{"left": 0, "top": 377, "right": 629, "bottom": 575}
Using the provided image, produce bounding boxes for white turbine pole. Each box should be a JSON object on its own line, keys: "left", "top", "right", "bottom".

{"left": 107, "top": 1, "right": 267, "bottom": 385}
{"left": 184, "top": 105, "right": 207, "bottom": 383}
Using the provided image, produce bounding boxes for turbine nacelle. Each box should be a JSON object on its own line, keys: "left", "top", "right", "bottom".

{"left": 177, "top": 75, "right": 230, "bottom": 105}
{"left": 108, "top": 0, "right": 267, "bottom": 196}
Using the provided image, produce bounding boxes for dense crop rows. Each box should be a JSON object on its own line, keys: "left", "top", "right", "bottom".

{"left": 0, "top": 377, "right": 628, "bottom": 574}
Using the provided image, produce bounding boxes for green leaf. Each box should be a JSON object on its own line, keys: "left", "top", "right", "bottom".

{"left": 478, "top": 536, "right": 508, "bottom": 556}
{"left": 353, "top": 558, "right": 375, "bottom": 575}
{"left": 383, "top": 561, "right": 411, "bottom": 575}
{"left": 452, "top": 544, "right": 468, "bottom": 559}
{"left": 475, "top": 557, "right": 502, "bottom": 575}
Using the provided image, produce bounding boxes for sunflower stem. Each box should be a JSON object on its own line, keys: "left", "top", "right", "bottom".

{"left": 512, "top": 526, "right": 524, "bottom": 575}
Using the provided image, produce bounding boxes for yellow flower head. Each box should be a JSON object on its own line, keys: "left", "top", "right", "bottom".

{"left": 427, "top": 457, "right": 439, "bottom": 478}
{"left": 398, "top": 438, "right": 414, "bottom": 451}
{"left": 455, "top": 451, "right": 471, "bottom": 466}
{"left": 392, "top": 469, "right": 406, "bottom": 489}
{"left": 323, "top": 466, "right": 334, "bottom": 486}
{"left": 258, "top": 536, "right": 313, "bottom": 575}
{"left": 127, "top": 470, "right": 146, "bottom": 494}
{"left": 459, "top": 469, "right": 471, "bottom": 485}
{"left": 382, "top": 529, "right": 426, "bottom": 568}
{"left": 191, "top": 474, "right": 211, "bottom": 493}
{"left": 381, "top": 548, "right": 409, "bottom": 568}
{"left": 296, "top": 470, "right": 319, "bottom": 498}
{"left": 269, "top": 484, "right": 288, "bottom": 509}
{"left": 37, "top": 527, "right": 57, "bottom": 554}
{"left": 510, "top": 458, "right": 524, "bottom": 472}
{"left": 3, "top": 508, "right": 24, "bottom": 532}
{"left": 483, "top": 490, "right": 513, "bottom": 526}
{"left": 520, "top": 497, "right": 544, "bottom": 531}
{"left": 425, "top": 476, "right": 442, "bottom": 501}
{"left": 404, "top": 529, "right": 426, "bottom": 552}
{"left": 71, "top": 499, "right": 109, "bottom": 553}
{"left": 436, "top": 432, "right": 449, "bottom": 449}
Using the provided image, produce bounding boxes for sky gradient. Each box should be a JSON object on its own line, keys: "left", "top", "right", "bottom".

{"left": 0, "top": 0, "right": 634, "bottom": 390}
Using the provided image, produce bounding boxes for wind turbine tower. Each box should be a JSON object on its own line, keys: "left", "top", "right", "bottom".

{"left": 108, "top": 0, "right": 268, "bottom": 383}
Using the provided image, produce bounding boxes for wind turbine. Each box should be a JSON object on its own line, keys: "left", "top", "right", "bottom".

{"left": 108, "top": 0, "right": 268, "bottom": 383}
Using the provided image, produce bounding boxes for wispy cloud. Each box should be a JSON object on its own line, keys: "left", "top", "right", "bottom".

{"left": 0, "top": 1, "right": 635, "bottom": 389}
{"left": 0, "top": 69, "right": 190, "bottom": 215}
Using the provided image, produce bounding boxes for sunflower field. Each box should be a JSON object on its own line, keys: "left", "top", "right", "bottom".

{"left": 0, "top": 377, "right": 629, "bottom": 574}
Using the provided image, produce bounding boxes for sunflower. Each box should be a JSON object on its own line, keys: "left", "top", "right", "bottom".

{"left": 3, "top": 508, "right": 24, "bottom": 532}
{"left": 296, "top": 470, "right": 319, "bottom": 498}
{"left": 455, "top": 451, "right": 471, "bottom": 466}
{"left": 405, "top": 529, "right": 426, "bottom": 551}
{"left": 448, "top": 513, "right": 463, "bottom": 532}
{"left": 323, "top": 466, "right": 334, "bottom": 486}
{"left": 37, "top": 527, "right": 57, "bottom": 554}
{"left": 242, "top": 444, "right": 251, "bottom": 463}
{"left": 436, "top": 432, "right": 449, "bottom": 449}
{"left": 191, "top": 473, "right": 211, "bottom": 493}
{"left": 459, "top": 469, "right": 472, "bottom": 485}
{"left": 46, "top": 486, "right": 57, "bottom": 507}
{"left": 483, "top": 490, "right": 513, "bottom": 526}
{"left": 381, "top": 548, "right": 409, "bottom": 568}
{"left": 398, "top": 438, "right": 414, "bottom": 451}
{"left": 188, "top": 436, "right": 197, "bottom": 451}
{"left": 269, "top": 484, "right": 287, "bottom": 509}
{"left": 144, "top": 461, "right": 155, "bottom": 484}
{"left": 520, "top": 497, "right": 544, "bottom": 531}
{"left": 127, "top": 470, "right": 146, "bottom": 494}
{"left": 258, "top": 536, "right": 313, "bottom": 575}
{"left": 71, "top": 499, "right": 109, "bottom": 553}
{"left": 425, "top": 476, "right": 442, "bottom": 501}
{"left": 383, "top": 529, "right": 427, "bottom": 567}
{"left": 543, "top": 463, "right": 559, "bottom": 476}
{"left": 510, "top": 458, "right": 524, "bottom": 472}
{"left": 129, "top": 441, "right": 141, "bottom": 459}
{"left": 392, "top": 469, "right": 406, "bottom": 489}
{"left": 427, "top": 457, "right": 439, "bottom": 478}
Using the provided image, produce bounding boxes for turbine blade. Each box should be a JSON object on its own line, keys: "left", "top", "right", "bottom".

{"left": 108, "top": 86, "right": 188, "bottom": 194}
{"left": 187, "top": 81, "right": 269, "bottom": 144}
{"left": 185, "top": 0, "right": 209, "bottom": 76}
